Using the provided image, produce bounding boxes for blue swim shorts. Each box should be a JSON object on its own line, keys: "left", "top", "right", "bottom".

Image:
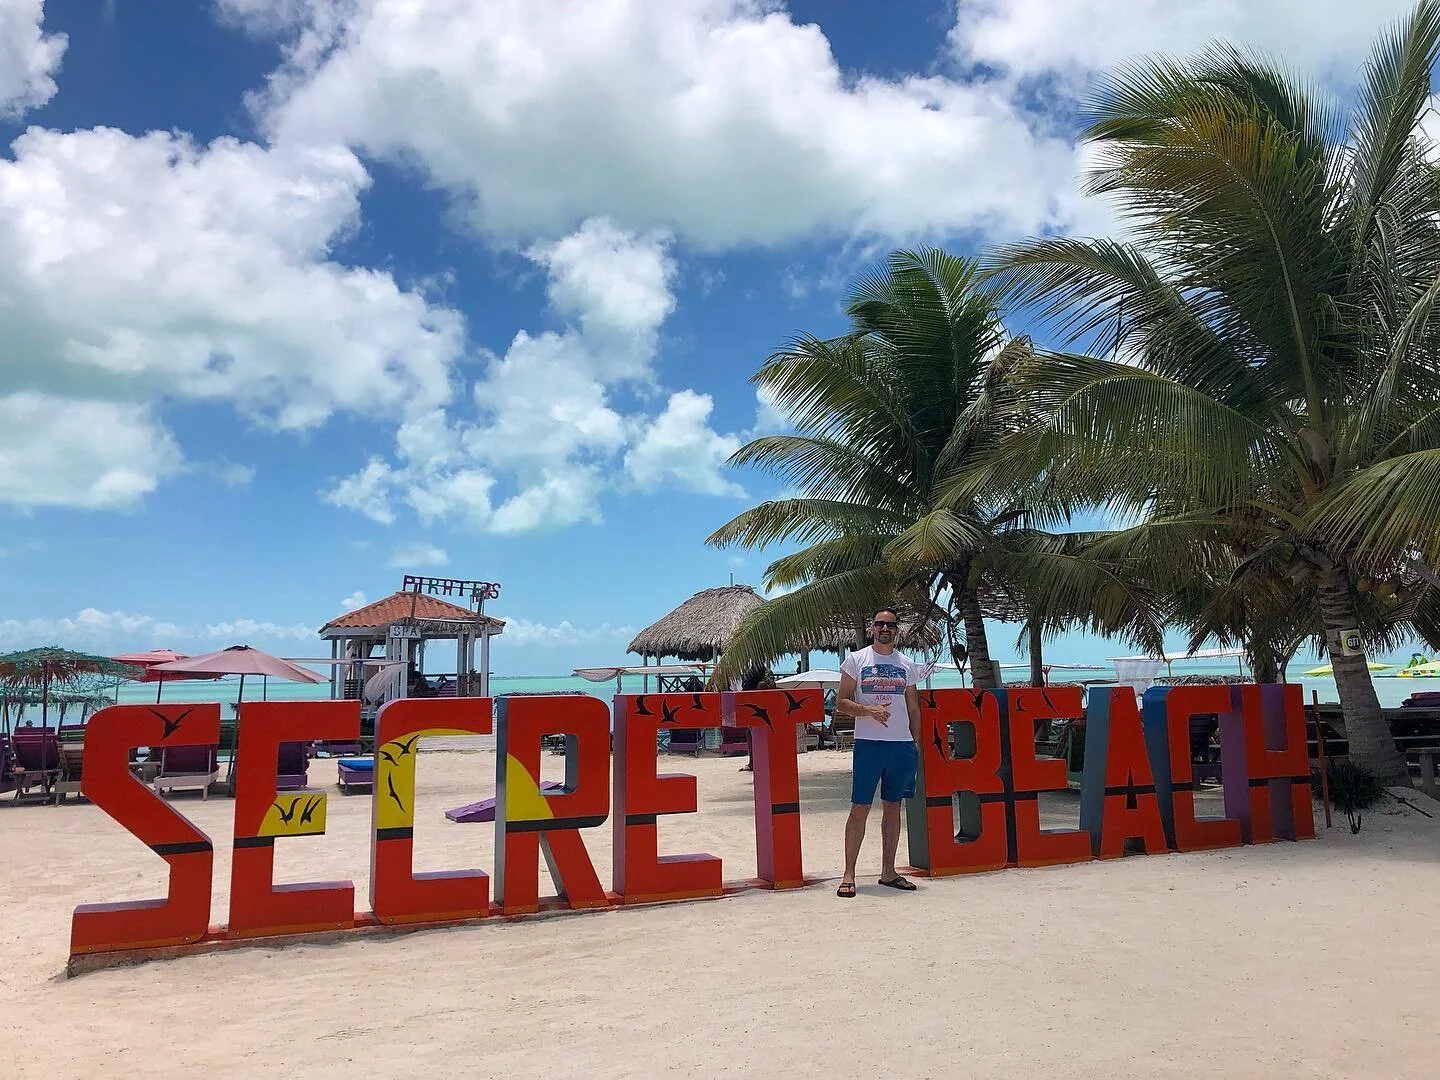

{"left": 851, "top": 739, "right": 919, "bottom": 805}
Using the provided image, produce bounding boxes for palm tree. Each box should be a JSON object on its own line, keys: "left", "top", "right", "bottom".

{"left": 986, "top": 1, "right": 1440, "bottom": 783}
{"left": 705, "top": 249, "right": 1164, "bottom": 688}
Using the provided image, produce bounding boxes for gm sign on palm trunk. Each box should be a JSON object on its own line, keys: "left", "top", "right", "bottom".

{"left": 67, "top": 684, "right": 1312, "bottom": 971}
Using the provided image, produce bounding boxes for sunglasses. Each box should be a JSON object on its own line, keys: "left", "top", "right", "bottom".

{"left": 872, "top": 620, "right": 898, "bottom": 629}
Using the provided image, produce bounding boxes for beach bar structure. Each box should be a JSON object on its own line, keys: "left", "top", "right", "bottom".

{"left": 623, "top": 584, "right": 941, "bottom": 690}
{"left": 319, "top": 586, "right": 505, "bottom": 705}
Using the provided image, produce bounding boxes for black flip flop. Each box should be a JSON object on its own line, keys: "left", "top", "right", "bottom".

{"left": 836, "top": 881, "right": 857, "bottom": 898}
{"left": 878, "top": 876, "right": 917, "bottom": 891}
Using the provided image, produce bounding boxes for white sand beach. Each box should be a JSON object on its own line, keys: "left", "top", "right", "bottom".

{"left": 2, "top": 747, "right": 1438, "bottom": 1079}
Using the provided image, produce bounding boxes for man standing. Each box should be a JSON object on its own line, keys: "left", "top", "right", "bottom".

{"left": 835, "top": 608, "right": 923, "bottom": 897}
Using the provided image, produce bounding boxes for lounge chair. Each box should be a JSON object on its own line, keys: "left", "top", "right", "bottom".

{"left": 832, "top": 715, "right": 856, "bottom": 753}
{"left": 275, "top": 741, "right": 312, "bottom": 791}
{"left": 337, "top": 757, "right": 373, "bottom": 794}
{"left": 0, "top": 733, "right": 16, "bottom": 796}
{"left": 667, "top": 729, "right": 704, "bottom": 756}
{"left": 153, "top": 744, "right": 219, "bottom": 800}
{"left": 718, "top": 726, "right": 749, "bottom": 756}
{"left": 1189, "top": 714, "right": 1223, "bottom": 783}
{"left": 10, "top": 727, "right": 62, "bottom": 801}
{"left": 53, "top": 743, "right": 86, "bottom": 804}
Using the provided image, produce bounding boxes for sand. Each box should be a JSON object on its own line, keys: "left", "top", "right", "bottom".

{"left": 2, "top": 746, "right": 1438, "bottom": 1079}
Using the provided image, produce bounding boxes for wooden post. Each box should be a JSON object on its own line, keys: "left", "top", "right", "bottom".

{"left": 1311, "top": 689, "right": 1332, "bottom": 829}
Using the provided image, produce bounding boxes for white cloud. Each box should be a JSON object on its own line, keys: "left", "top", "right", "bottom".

{"left": 0, "top": 125, "right": 465, "bottom": 508}
{"left": 233, "top": 0, "right": 1079, "bottom": 248}
{"left": 497, "top": 616, "right": 635, "bottom": 647}
{"left": 0, "top": 608, "right": 312, "bottom": 652}
{"left": 389, "top": 541, "right": 449, "bottom": 568}
{"left": 625, "top": 389, "right": 745, "bottom": 497}
{"left": 0, "top": 394, "right": 183, "bottom": 509}
{"left": 327, "top": 218, "right": 750, "bottom": 532}
{"left": 213, "top": 461, "right": 257, "bottom": 487}
{"left": 0, "top": 0, "right": 65, "bottom": 118}
{"left": 339, "top": 590, "right": 367, "bottom": 610}
{"left": 201, "top": 618, "right": 313, "bottom": 641}
{"left": 951, "top": 0, "right": 1419, "bottom": 89}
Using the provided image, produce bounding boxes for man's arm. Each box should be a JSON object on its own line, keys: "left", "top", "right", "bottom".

{"left": 904, "top": 684, "right": 922, "bottom": 743}
{"left": 836, "top": 672, "right": 885, "bottom": 721}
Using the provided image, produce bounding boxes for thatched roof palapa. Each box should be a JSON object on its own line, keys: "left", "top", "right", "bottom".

{"left": 627, "top": 584, "right": 942, "bottom": 664}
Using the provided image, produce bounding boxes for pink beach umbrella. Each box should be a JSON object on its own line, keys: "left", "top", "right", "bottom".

{"left": 111, "top": 649, "right": 221, "bottom": 703}
{"left": 151, "top": 644, "right": 327, "bottom": 702}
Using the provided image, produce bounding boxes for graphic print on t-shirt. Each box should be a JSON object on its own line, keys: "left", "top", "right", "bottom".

{"left": 859, "top": 663, "right": 908, "bottom": 698}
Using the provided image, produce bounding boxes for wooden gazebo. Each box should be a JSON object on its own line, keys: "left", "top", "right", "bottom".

{"left": 319, "top": 589, "right": 505, "bottom": 705}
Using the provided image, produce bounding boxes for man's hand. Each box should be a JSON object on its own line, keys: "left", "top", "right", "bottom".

{"left": 862, "top": 703, "right": 891, "bottom": 723}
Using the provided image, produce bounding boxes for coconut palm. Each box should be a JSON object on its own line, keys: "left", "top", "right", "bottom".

{"left": 706, "top": 249, "right": 1164, "bottom": 688}
{"left": 985, "top": 1, "right": 1440, "bottom": 782}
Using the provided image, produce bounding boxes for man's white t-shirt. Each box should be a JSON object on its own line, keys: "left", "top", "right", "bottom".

{"left": 840, "top": 645, "right": 924, "bottom": 742}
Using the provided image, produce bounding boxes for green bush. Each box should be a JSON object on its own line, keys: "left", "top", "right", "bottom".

{"left": 1311, "top": 761, "right": 1387, "bottom": 834}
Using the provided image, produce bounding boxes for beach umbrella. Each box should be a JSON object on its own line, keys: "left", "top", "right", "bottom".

{"left": 774, "top": 669, "right": 843, "bottom": 690}
{"left": 150, "top": 644, "right": 327, "bottom": 701}
{"left": 1301, "top": 661, "right": 1393, "bottom": 677}
{"left": 111, "top": 649, "right": 221, "bottom": 702}
{"left": 152, "top": 646, "right": 328, "bottom": 785}
{"left": 0, "top": 647, "right": 142, "bottom": 729}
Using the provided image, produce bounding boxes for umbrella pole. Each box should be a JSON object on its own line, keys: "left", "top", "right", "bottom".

{"left": 157, "top": 680, "right": 164, "bottom": 704}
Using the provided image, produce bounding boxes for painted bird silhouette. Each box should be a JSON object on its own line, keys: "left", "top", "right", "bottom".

{"left": 921, "top": 691, "right": 938, "bottom": 711}
{"left": 379, "top": 748, "right": 399, "bottom": 766}
{"left": 273, "top": 797, "right": 302, "bottom": 826}
{"left": 394, "top": 733, "right": 422, "bottom": 757}
{"left": 634, "top": 696, "right": 653, "bottom": 716}
{"left": 660, "top": 700, "right": 681, "bottom": 725}
{"left": 386, "top": 773, "right": 405, "bottom": 814}
{"left": 931, "top": 722, "right": 947, "bottom": 761}
{"left": 690, "top": 694, "right": 705, "bottom": 711}
{"left": 969, "top": 690, "right": 987, "bottom": 712}
{"left": 150, "top": 707, "right": 193, "bottom": 740}
{"left": 299, "top": 795, "right": 323, "bottom": 825}
{"left": 739, "top": 703, "right": 773, "bottom": 730}
{"left": 782, "top": 691, "right": 805, "bottom": 715}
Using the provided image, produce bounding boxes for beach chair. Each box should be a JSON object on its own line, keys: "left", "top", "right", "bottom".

{"left": 667, "top": 729, "right": 704, "bottom": 756}
{"left": 275, "top": 741, "right": 312, "bottom": 791}
{"left": 832, "top": 715, "right": 856, "bottom": 752}
{"left": 53, "top": 743, "right": 87, "bottom": 803}
{"left": 10, "top": 727, "right": 62, "bottom": 801}
{"left": 718, "top": 726, "right": 749, "bottom": 756}
{"left": 0, "top": 733, "right": 16, "bottom": 796}
{"left": 153, "top": 744, "right": 219, "bottom": 800}
{"left": 337, "top": 757, "right": 374, "bottom": 794}
{"left": 1189, "top": 714, "right": 1222, "bottom": 784}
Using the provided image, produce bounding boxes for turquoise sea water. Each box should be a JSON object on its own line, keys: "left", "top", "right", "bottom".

{"left": 107, "top": 662, "right": 1437, "bottom": 710}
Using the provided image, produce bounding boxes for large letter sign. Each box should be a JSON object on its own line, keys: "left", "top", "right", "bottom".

{"left": 64, "top": 685, "right": 1319, "bottom": 975}
{"left": 1001, "top": 688, "right": 1093, "bottom": 868}
{"left": 371, "top": 697, "right": 494, "bottom": 925}
{"left": 1143, "top": 686, "right": 1243, "bottom": 852}
{"left": 725, "top": 687, "right": 822, "bottom": 888}
{"left": 70, "top": 704, "right": 221, "bottom": 957}
{"left": 229, "top": 701, "right": 359, "bottom": 937}
{"left": 494, "top": 694, "right": 610, "bottom": 915}
{"left": 612, "top": 693, "right": 724, "bottom": 904}
{"left": 905, "top": 689, "right": 1010, "bottom": 876}
{"left": 1080, "top": 688, "right": 1170, "bottom": 858}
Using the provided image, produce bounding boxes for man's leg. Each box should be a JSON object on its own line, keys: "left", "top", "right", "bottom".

{"left": 842, "top": 803, "right": 869, "bottom": 885}
{"left": 879, "top": 800, "right": 902, "bottom": 880}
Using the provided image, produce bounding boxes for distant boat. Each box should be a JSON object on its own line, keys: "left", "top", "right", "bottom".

{"left": 1301, "top": 662, "right": 1394, "bottom": 677}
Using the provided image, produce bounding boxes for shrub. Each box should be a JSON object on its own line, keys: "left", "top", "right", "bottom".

{"left": 1311, "top": 761, "right": 1387, "bottom": 834}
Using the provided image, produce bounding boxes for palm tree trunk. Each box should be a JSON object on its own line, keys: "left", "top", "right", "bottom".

{"left": 960, "top": 590, "right": 998, "bottom": 689}
{"left": 1027, "top": 619, "right": 1045, "bottom": 687}
{"left": 1315, "top": 567, "right": 1410, "bottom": 785}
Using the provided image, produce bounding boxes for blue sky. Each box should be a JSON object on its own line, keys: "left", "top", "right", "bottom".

{"left": 0, "top": 0, "right": 1422, "bottom": 675}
